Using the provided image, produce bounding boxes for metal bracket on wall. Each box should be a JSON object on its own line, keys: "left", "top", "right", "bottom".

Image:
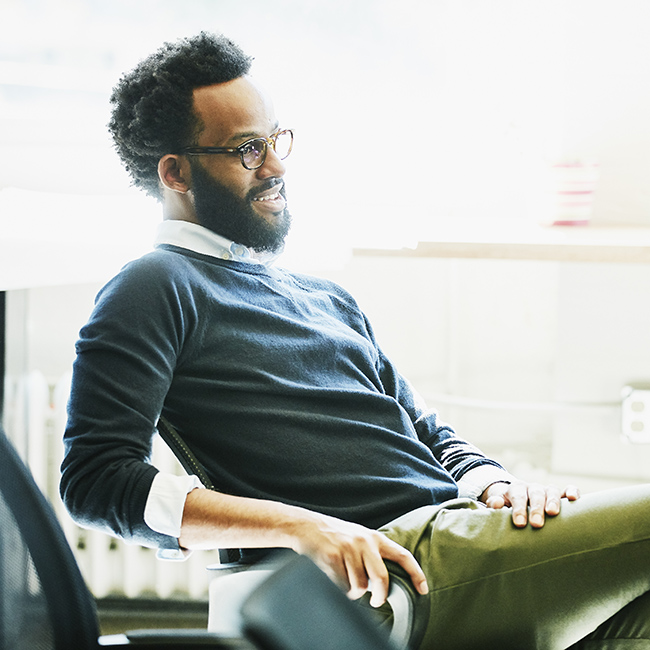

{"left": 621, "top": 384, "right": 650, "bottom": 444}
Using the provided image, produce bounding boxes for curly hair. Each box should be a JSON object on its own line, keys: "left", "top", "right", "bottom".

{"left": 108, "top": 32, "right": 253, "bottom": 199}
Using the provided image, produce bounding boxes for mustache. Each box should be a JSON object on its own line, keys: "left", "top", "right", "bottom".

{"left": 246, "top": 178, "right": 285, "bottom": 202}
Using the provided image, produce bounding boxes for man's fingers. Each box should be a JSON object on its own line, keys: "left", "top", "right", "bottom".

{"left": 527, "top": 483, "right": 550, "bottom": 528}
{"left": 508, "top": 482, "right": 530, "bottom": 527}
{"left": 563, "top": 484, "right": 581, "bottom": 501}
{"left": 356, "top": 540, "right": 428, "bottom": 608}
{"left": 507, "top": 483, "right": 579, "bottom": 529}
{"left": 485, "top": 494, "right": 507, "bottom": 510}
{"left": 317, "top": 550, "right": 351, "bottom": 593}
{"left": 342, "top": 548, "right": 371, "bottom": 600}
{"left": 381, "top": 544, "right": 429, "bottom": 599}
{"left": 358, "top": 551, "right": 390, "bottom": 608}
{"left": 543, "top": 484, "right": 564, "bottom": 518}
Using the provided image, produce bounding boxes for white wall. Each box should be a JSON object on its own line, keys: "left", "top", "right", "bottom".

{"left": 322, "top": 255, "right": 650, "bottom": 493}
{"left": 5, "top": 284, "right": 101, "bottom": 382}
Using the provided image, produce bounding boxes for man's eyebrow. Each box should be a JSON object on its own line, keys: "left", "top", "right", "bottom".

{"left": 229, "top": 122, "right": 280, "bottom": 144}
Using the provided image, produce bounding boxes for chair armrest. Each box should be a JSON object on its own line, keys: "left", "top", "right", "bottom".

{"left": 382, "top": 560, "right": 430, "bottom": 649}
{"left": 99, "top": 629, "right": 253, "bottom": 648}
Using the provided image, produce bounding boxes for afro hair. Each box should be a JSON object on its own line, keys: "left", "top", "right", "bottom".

{"left": 108, "top": 32, "right": 253, "bottom": 199}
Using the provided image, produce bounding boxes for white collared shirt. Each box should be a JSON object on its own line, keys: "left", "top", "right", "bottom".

{"left": 153, "top": 219, "right": 281, "bottom": 266}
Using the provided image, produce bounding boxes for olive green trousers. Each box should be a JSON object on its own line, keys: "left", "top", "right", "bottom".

{"left": 380, "top": 484, "right": 650, "bottom": 650}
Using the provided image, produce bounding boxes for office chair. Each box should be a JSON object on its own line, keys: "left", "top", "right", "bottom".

{"left": 156, "top": 417, "right": 430, "bottom": 649}
{"left": 0, "top": 425, "right": 245, "bottom": 649}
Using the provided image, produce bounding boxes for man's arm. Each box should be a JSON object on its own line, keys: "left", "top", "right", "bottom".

{"left": 179, "top": 488, "right": 429, "bottom": 608}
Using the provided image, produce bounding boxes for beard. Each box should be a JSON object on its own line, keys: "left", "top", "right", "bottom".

{"left": 189, "top": 159, "right": 292, "bottom": 253}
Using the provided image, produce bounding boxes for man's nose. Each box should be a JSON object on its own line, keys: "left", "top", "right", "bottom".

{"left": 256, "top": 146, "right": 286, "bottom": 179}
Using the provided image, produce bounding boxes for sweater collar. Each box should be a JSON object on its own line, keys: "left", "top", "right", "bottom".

{"left": 153, "top": 220, "right": 281, "bottom": 266}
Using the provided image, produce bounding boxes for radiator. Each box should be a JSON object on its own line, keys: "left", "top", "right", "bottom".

{"left": 4, "top": 370, "right": 218, "bottom": 600}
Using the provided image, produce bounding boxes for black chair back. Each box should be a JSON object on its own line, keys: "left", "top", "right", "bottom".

{"left": 0, "top": 426, "right": 100, "bottom": 650}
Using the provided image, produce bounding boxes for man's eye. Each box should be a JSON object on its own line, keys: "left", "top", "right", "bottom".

{"left": 241, "top": 141, "right": 264, "bottom": 156}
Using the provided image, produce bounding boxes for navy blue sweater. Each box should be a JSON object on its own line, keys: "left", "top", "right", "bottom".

{"left": 61, "top": 245, "right": 502, "bottom": 550}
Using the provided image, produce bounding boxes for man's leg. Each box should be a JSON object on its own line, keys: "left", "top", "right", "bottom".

{"left": 569, "top": 590, "right": 650, "bottom": 649}
{"left": 381, "top": 484, "right": 650, "bottom": 650}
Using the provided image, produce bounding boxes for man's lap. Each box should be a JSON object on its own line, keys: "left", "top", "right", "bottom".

{"left": 380, "top": 484, "right": 650, "bottom": 649}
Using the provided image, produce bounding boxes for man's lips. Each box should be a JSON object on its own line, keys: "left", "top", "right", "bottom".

{"left": 252, "top": 182, "right": 284, "bottom": 202}
{"left": 251, "top": 182, "right": 286, "bottom": 211}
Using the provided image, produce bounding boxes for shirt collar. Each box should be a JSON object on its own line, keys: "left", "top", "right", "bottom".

{"left": 153, "top": 220, "right": 281, "bottom": 266}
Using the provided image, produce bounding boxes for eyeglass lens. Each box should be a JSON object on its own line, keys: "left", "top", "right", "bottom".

{"left": 272, "top": 130, "right": 293, "bottom": 160}
{"left": 241, "top": 141, "right": 266, "bottom": 169}
{"left": 241, "top": 131, "right": 292, "bottom": 169}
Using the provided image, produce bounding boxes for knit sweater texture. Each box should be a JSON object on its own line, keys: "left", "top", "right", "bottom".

{"left": 61, "top": 245, "right": 503, "bottom": 550}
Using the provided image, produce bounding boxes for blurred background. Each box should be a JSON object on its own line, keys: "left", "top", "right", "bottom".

{"left": 2, "top": 0, "right": 650, "bottom": 623}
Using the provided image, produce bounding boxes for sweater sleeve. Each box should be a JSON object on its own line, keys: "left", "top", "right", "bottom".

{"left": 364, "top": 314, "right": 509, "bottom": 484}
{"left": 60, "top": 256, "right": 194, "bottom": 550}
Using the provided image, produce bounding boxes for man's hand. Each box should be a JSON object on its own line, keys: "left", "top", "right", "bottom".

{"left": 480, "top": 481, "right": 580, "bottom": 528}
{"left": 180, "top": 489, "right": 427, "bottom": 608}
{"left": 292, "top": 512, "right": 429, "bottom": 608}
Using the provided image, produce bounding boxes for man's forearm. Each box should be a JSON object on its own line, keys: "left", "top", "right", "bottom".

{"left": 178, "top": 488, "right": 429, "bottom": 608}
{"left": 178, "top": 487, "right": 315, "bottom": 551}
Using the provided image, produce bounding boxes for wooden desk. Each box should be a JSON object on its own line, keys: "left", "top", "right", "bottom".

{"left": 354, "top": 220, "right": 650, "bottom": 264}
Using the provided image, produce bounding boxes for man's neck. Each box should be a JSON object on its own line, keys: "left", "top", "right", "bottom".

{"left": 161, "top": 186, "right": 199, "bottom": 224}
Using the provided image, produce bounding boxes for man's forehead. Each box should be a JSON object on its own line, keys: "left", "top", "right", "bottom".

{"left": 192, "top": 77, "right": 277, "bottom": 143}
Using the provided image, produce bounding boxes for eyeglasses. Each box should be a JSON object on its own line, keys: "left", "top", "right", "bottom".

{"left": 179, "top": 129, "right": 293, "bottom": 170}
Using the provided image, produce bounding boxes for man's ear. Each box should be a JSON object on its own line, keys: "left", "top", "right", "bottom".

{"left": 158, "top": 154, "right": 190, "bottom": 193}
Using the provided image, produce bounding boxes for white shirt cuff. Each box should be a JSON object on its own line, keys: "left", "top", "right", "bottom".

{"left": 144, "top": 472, "right": 203, "bottom": 538}
{"left": 456, "top": 465, "right": 518, "bottom": 500}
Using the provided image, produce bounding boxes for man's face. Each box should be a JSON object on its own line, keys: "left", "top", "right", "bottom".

{"left": 189, "top": 156, "right": 291, "bottom": 253}
{"left": 187, "top": 77, "right": 291, "bottom": 252}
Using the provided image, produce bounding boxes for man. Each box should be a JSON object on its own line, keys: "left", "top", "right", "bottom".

{"left": 61, "top": 33, "right": 650, "bottom": 649}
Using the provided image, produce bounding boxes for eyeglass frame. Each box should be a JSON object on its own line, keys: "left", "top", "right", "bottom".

{"left": 178, "top": 128, "right": 293, "bottom": 170}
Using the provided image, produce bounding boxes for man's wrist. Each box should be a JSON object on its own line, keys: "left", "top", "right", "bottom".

{"left": 479, "top": 480, "right": 511, "bottom": 503}
{"left": 456, "top": 466, "right": 517, "bottom": 500}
